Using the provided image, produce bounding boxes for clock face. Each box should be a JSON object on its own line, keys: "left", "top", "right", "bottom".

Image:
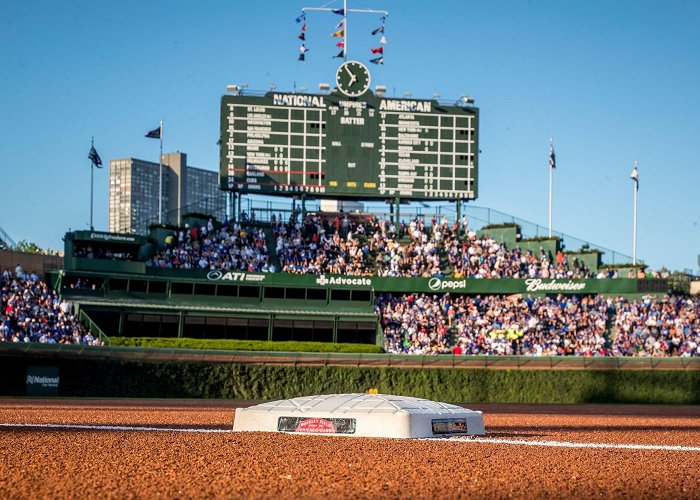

{"left": 335, "top": 61, "right": 371, "bottom": 98}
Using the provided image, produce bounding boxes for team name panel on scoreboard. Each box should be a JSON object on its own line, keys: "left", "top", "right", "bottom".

{"left": 220, "top": 91, "right": 478, "bottom": 200}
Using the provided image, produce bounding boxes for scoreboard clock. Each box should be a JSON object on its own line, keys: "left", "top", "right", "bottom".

{"left": 335, "top": 61, "right": 371, "bottom": 98}
{"left": 220, "top": 64, "right": 479, "bottom": 201}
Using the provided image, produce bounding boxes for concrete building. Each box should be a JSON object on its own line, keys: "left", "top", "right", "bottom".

{"left": 108, "top": 152, "right": 225, "bottom": 234}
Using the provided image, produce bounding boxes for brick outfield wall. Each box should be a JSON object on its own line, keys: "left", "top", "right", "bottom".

{"left": 0, "top": 250, "right": 63, "bottom": 277}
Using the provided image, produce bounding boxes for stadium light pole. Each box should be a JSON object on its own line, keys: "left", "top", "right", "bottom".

{"left": 158, "top": 119, "right": 163, "bottom": 225}
{"left": 630, "top": 161, "right": 639, "bottom": 265}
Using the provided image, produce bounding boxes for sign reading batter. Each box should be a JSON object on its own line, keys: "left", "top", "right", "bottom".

{"left": 277, "top": 416, "right": 357, "bottom": 434}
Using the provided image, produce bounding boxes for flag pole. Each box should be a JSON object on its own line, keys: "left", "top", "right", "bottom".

{"left": 90, "top": 137, "right": 95, "bottom": 230}
{"left": 548, "top": 138, "right": 553, "bottom": 238}
{"left": 344, "top": 0, "right": 348, "bottom": 61}
{"left": 632, "top": 160, "right": 638, "bottom": 265}
{"left": 158, "top": 119, "right": 163, "bottom": 224}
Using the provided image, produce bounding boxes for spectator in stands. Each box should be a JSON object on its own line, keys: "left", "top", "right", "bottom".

{"left": 376, "top": 292, "right": 609, "bottom": 356}
{"left": 274, "top": 213, "right": 373, "bottom": 276}
{"left": 611, "top": 295, "right": 700, "bottom": 357}
{"left": 375, "top": 293, "right": 451, "bottom": 354}
{"left": 0, "top": 273, "right": 101, "bottom": 345}
{"left": 148, "top": 219, "right": 272, "bottom": 272}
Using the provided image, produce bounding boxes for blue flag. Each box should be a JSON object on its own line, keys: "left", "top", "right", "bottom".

{"left": 88, "top": 145, "right": 102, "bottom": 168}
{"left": 146, "top": 126, "right": 161, "bottom": 139}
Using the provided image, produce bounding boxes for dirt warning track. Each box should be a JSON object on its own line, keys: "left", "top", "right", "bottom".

{"left": 1, "top": 399, "right": 699, "bottom": 499}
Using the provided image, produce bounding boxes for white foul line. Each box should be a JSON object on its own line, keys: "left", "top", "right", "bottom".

{"left": 0, "top": 423, "right": 229, "bottom": 433}
{"left": 443, "top": 436, "right": 700, "bottom": 452}
{"left": 2, "top": 423, "right": 699, "bottom": 452}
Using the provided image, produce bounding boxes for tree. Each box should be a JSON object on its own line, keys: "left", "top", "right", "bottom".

{"left": 15, "top": 240, "right": 44, "bottom": 254}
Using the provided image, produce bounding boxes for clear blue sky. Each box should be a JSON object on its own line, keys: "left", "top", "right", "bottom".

{"left": 1, "top": 0, "right": 698, "bottom": 273}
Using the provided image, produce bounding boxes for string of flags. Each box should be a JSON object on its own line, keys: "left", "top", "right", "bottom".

{"left": 333, "top": 17, "right": 346, "bottom": 59}
{"left": 294, "top": 10, "right": 387, "bottom": 64}
{"left": 296, "top": 11, "right": 308, "bottom": 61}
{"left": 369, "top": 15, "right": 386, "bottom": 64}
{"left": 331, "top": 9, "right": 345, "bottom": 59}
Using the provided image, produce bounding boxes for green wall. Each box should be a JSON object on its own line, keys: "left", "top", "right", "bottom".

{"left": 3, "top": 355, "right": 699, "bottom": 404}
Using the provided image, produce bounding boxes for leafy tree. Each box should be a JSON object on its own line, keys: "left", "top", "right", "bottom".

{"left": 15, "top": 240, "right": 44, "bottom": 254}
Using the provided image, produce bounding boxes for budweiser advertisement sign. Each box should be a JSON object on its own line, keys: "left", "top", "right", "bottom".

{"left": 277, "top": 417, "right": 357, "bottom": 434}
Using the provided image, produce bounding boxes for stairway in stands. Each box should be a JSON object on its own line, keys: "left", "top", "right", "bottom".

{"left": 262, "top": 225, "right": 281, "bottom": 271}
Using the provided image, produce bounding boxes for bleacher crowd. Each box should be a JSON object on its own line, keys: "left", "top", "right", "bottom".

{"left": 270, "top": 213, "right": 592, "bottom": 279}
{"left": 143, "top": 214, "right": 597, "bottom": 278}
{"left": 376, "top": 293, "right": 609, "bottom": 356}
{"left": 148, "top": 218, "right": 274, "bottom": 272}
{"left": 140, "top": 214, "right": 684, "bottom": 282}
{"left": 1, "top": 267, "right": 100, "bottom": 345}
{"left": 376, "top": 292, "right": 699, "bottom": 357}
{"left": 3, "top": 261, "right": 698, "bottom": 356}
{"left": 611, "top": 295, "right": 700, "bottom": 357}
{"left": 6, "top": 213, "right": 695, "bottom": 355}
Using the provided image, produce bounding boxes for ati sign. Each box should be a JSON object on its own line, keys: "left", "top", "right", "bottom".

{"left": 206, "top": 271, "right": 265, "bottom": 283}
{"left": 26, "top": 366, "right": 59, "bottom": 396}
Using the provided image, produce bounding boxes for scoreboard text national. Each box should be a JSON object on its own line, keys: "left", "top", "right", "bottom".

{"left": 220, "top": 65, "right": 479, "bottom": 201}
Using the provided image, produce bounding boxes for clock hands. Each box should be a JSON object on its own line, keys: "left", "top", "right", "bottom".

{"left": 344, "top": 65, "right": 357, "bottom": 86}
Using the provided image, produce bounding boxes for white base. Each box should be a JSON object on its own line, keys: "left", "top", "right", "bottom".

{"left": 233, "top": 393, "right": 485, "bottom": 438}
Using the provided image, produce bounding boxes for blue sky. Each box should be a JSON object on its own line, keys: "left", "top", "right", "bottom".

{"left": 1, "top": 0, "right": 698, "bottom": 273}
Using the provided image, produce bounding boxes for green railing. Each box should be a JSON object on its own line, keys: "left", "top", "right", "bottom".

{"left": 77, "top": 309, "right": 111, "bottom": 345}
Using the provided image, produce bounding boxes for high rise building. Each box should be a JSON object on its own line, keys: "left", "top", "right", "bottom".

{"left": 108, "top": 152, "right": 225, "bottom": 234}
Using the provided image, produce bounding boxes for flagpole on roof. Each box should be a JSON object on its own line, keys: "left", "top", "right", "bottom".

{"left": 548, "top": 138, "right": 554, "bottom": 238}
{"left": 90, "top": 137, "right": 95, "bottom": 231}
{"left": 631, "top": 160, "right": 639, "bottom": 265}
{"left": 87, "top": 138, "right": 103, "bottom": 230}
{"left": 159, "top": 119, "right": 163, "bottom": 224}
{"left": 344, "top": 0, "right": 348, "bottom": 60}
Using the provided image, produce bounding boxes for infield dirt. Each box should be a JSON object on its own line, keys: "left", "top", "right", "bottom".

{"left": 1, "top": 400, "right": 699, "bottom": 499}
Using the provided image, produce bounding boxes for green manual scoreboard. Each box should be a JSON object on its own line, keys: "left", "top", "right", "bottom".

{"left": 220, "top": 61, "right": 479, "bottom": 201}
